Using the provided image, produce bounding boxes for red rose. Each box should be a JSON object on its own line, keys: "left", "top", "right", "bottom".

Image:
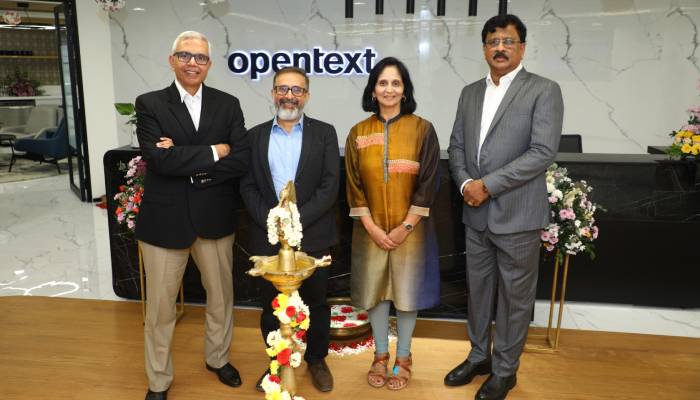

{"left": 341, "top": 306, "right": 354, "bottom": 313}
{"left": 331, "top": 315, "right": 347, "bottom": 322}
{"left": 295, "top": 330, "right": 306, "bottom": 340}
{"left": 343, "top": 322, "right": 357, "bottom": 327}
{"left": 269, "top": 374, "right": 281, "bottom": 384}
{"left": 271, "top": 297, "right": 279, "bottom": 309}
{"left": 119, "top": 185, "right": 126, "bottom": 191}
{"left": 133, "top": 207, "right": 139, "bottom": 213}
{"left": 357, "top": 313, "right": 368, "bottom": 320}
{"left": 285, "top": 306, "right": 296, "bottom": 317}
{"left": 296, "top": 312, "right": 306, "bottom": 323}
{"left": 277, "top": 348, "right": 291, "bottom": 365}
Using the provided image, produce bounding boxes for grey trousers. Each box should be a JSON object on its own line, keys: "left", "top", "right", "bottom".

{"left": 140, "top": 234, "right": 235, "bottom": 392}
{"left": 465, "top": 226, "right": 540, "bottom": 376}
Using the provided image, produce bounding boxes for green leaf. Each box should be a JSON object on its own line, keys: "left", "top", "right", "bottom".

{"left": 114, "top": 103, "right": 135, "bottom": 116}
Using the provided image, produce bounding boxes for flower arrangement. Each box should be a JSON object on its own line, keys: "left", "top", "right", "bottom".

{"left": 542, "top": 163, "right": 602, "bottom": 261}
{"left": 330, "top": 304, "right": 369, "bottom": 329}
{"left": 95, "top": 0, "right": 126, "bottom": 12}
{"left": 2, "top": 69, "right": 43, "bottom": 97}
{"left": 260, "top": 291, "right": 309, "bottom": 400}
{"left": 266, "top": 203, "right": 303, "bottom": 248}
{"left": 2, "top": 11, "right": 21, "bottom": 25}
{"left": 113, "top": 156, "right": 146, "bottom": 232}
{"left": 666, "top": 79, "right": 700, "bottom": 158}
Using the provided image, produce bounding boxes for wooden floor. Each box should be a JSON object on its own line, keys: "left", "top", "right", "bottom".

{"left": 1, "top": 297, "right": 699, "bottom": 400}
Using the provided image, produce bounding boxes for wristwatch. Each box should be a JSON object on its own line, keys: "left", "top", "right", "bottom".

{"left": 402, "top": 222, "right": 414, "bottom": 232}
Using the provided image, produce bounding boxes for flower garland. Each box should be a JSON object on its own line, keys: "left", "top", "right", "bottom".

{"left": 261, "top": 291, "right": 309, "bottom": 400}
{"left": 542, "top": 163, "right": 603, "bottom": 260}
{"left": 266, "top": 203, "right": 303, "bottom": 248}
{"left": 2, "top": 11, "right": 21, "bottom": 25}
{"left": 114, "top": 156, "right": 146, "bottom": 232}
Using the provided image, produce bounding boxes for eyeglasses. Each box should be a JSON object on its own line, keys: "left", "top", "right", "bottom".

{"left": 273, "top": 85, "right": 307, "bottom": 97}
{"left": 173, "top": 51, "right": 210, "bottom": 65}
{"left": 484, "top": 38, "right": 522, "bottom": 48}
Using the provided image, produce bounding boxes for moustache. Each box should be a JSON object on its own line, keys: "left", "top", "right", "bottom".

{"left": 278, "top": 98, "right": 299, "bottom": 106}
{"left": 493, "top": 51, "right": 509, "bottom": 60}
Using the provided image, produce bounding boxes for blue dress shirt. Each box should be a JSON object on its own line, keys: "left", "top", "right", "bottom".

{"left": 268, "top": 115, "right": 304, "bottom": 200}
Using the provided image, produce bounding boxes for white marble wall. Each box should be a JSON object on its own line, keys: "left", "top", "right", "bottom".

{"left": 107, "top": 0, "right": 700, "bottom": 151}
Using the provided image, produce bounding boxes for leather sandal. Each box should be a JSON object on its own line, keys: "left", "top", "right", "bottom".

{"left": 387, "top": 354, "right": 412, "bottom": 391}
{"left": 367, "top": 352, "right": 390, "bottom": 388}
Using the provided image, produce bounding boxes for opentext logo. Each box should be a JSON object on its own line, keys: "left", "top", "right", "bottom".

{"left": 227, "top": 47, "right": 378, "bottom": 80}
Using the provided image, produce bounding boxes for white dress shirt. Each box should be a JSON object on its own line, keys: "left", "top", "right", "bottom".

{"left": 174, "top": 79, "right": 219, "bottom": 162}
{"left": 460, "top": 63, "right": 523, "bottom": 194}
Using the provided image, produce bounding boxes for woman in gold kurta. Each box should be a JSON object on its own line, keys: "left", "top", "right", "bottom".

{"left": 345, "top": 57, "right": 440, "bottom": 390}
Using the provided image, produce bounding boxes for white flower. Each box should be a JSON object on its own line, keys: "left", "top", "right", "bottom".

{"left": 266, "top": 330, "right": 282, "bottom": 347}
{"left": 574, "top": 220, "right": 581, "bottom": 227}
{"left": 553, "top": 189, "right": 563, "bottom": 200}
{"left": 260, "top": 374, "right": 281, "bottom": 393}
{"left": 290, "top": 352, "right": 302, "bottom": 368}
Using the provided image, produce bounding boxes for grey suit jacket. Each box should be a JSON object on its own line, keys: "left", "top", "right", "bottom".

{"left": 447, "top": 68, "right": 564, "bottom": 234}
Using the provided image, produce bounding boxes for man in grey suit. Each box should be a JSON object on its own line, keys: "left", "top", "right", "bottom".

{"left": 444, "top": 14, "right": 563, "bottom": 400}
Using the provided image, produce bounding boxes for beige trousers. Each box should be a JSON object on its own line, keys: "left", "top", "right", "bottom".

{"left": 139, "top": 234, "right": 235, "bottom": 391}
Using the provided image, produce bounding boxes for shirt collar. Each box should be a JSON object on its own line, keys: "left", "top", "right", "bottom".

{"left": 486, "top": 63, "right": 523, "bottom": 87}
{"left": 174, "top": 79, "right": 202, "bottom": 102}
{"left": 272, "top": 114, "right": 304, "bottom": 132}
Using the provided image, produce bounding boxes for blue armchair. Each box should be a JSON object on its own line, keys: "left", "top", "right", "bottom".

{"left": 9, "top": 118, "right": 69, "bottom": 173}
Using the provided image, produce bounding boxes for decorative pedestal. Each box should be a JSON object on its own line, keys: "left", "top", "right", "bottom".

{"left": 525, "top": 251, "right": 572, "bottom": 354}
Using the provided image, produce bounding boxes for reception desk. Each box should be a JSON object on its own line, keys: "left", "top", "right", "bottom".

{"left": 104, "top": 148, "right": 700, "bottom": 318}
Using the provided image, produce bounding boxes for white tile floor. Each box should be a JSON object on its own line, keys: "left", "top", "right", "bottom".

{"left": 1, "top": 175, "right": 699, "bottom": 337}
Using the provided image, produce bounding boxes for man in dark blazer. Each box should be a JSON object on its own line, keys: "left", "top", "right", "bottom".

{"left": 135, "top": 31, "right": 249, "bottom": 400}
{"left": 240, "top": 66, "right": 339, "bottom": 393}
{"left": 445, "top": 15, "right": 564, "bottom": 400}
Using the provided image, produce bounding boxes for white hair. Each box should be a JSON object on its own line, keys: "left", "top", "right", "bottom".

{"left": 171, "top": 31, "right": 212, "bottom": 55}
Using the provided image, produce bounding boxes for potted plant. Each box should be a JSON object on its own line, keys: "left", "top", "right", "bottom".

{"left": 114, "top": 102, "right": 138, "bottom": 148}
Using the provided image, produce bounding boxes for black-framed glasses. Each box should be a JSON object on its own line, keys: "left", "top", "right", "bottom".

{"left": 484, "top": 38, "right": 522, "bottom": 48}
{"left": 274, "top": 85, "right": 307, "bottom": 97}
{"left": 173, "top": 51, "right": 210, "bottom": 65}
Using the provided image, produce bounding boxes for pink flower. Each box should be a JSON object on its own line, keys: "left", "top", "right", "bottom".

{"left": 541, "top": 231, "right": 551, "bottom": 242}
{"left": 681, "top": 125, "right": 699, "bottom": 134}
{"left": 548, "top": 195, "right": 558, "bottom": 204}
{"left": 592, "top": 226, "right": 599, "bottom": 239}
{"left": 549, "top": 236, "right": 559, "bottom": 245}
{"left": 559, "top": 208, "right": 575, "bottom": 220}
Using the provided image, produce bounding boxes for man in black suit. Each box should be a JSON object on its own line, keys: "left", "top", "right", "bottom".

{"left": 240, "top": 66, "right": 340, "bottom": 393}
{"left": 134, "top": 31, "right": 249, "bottom": 400}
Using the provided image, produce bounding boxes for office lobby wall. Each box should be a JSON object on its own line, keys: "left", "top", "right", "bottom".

{"left": 106, "top": 0, "right": 699, "bottom": 153}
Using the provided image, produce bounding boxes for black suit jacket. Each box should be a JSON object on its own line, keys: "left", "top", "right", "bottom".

{"left": 240, "top": 116, "right": 340, "bottom": 255}
{"left": 134, "top": 82, "right": 249, "bottom": 249}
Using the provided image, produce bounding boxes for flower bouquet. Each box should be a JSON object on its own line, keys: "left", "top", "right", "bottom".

{"left": 113, "top": 156, "right": 146, "bottom": 232}
{"left": 2, "top": 69, "right": 43, "bottom": 97}
{"left": 666, "top": 80, "right": 700, "bottom": 158}
{"left": 541, "top": 163, "right": 602, "bottom": 262}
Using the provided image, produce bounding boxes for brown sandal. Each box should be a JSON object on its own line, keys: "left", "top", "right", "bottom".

{"left": 367, "top": 352, "right": 390, "bottom": 388}
{"left": 387, "top": 354, "right": 412, "bottom": 390}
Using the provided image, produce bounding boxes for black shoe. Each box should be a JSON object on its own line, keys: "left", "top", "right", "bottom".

{"left": 475, "top": 374, "right": 517, "bottom": 400}
{"left": 444, "top": 358, "right": 492, "bottom": 386}
{"left": 145, "top": 389, "right": 167, "bottom": 400}
{"left": 255, "top": 368, "right": 271, "bottom": 392}
{"left": 308, "top": 359, "right": 334, "bottom": 392}
{"left": 206, "top": 362, "right": 242, "bottom": 387}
